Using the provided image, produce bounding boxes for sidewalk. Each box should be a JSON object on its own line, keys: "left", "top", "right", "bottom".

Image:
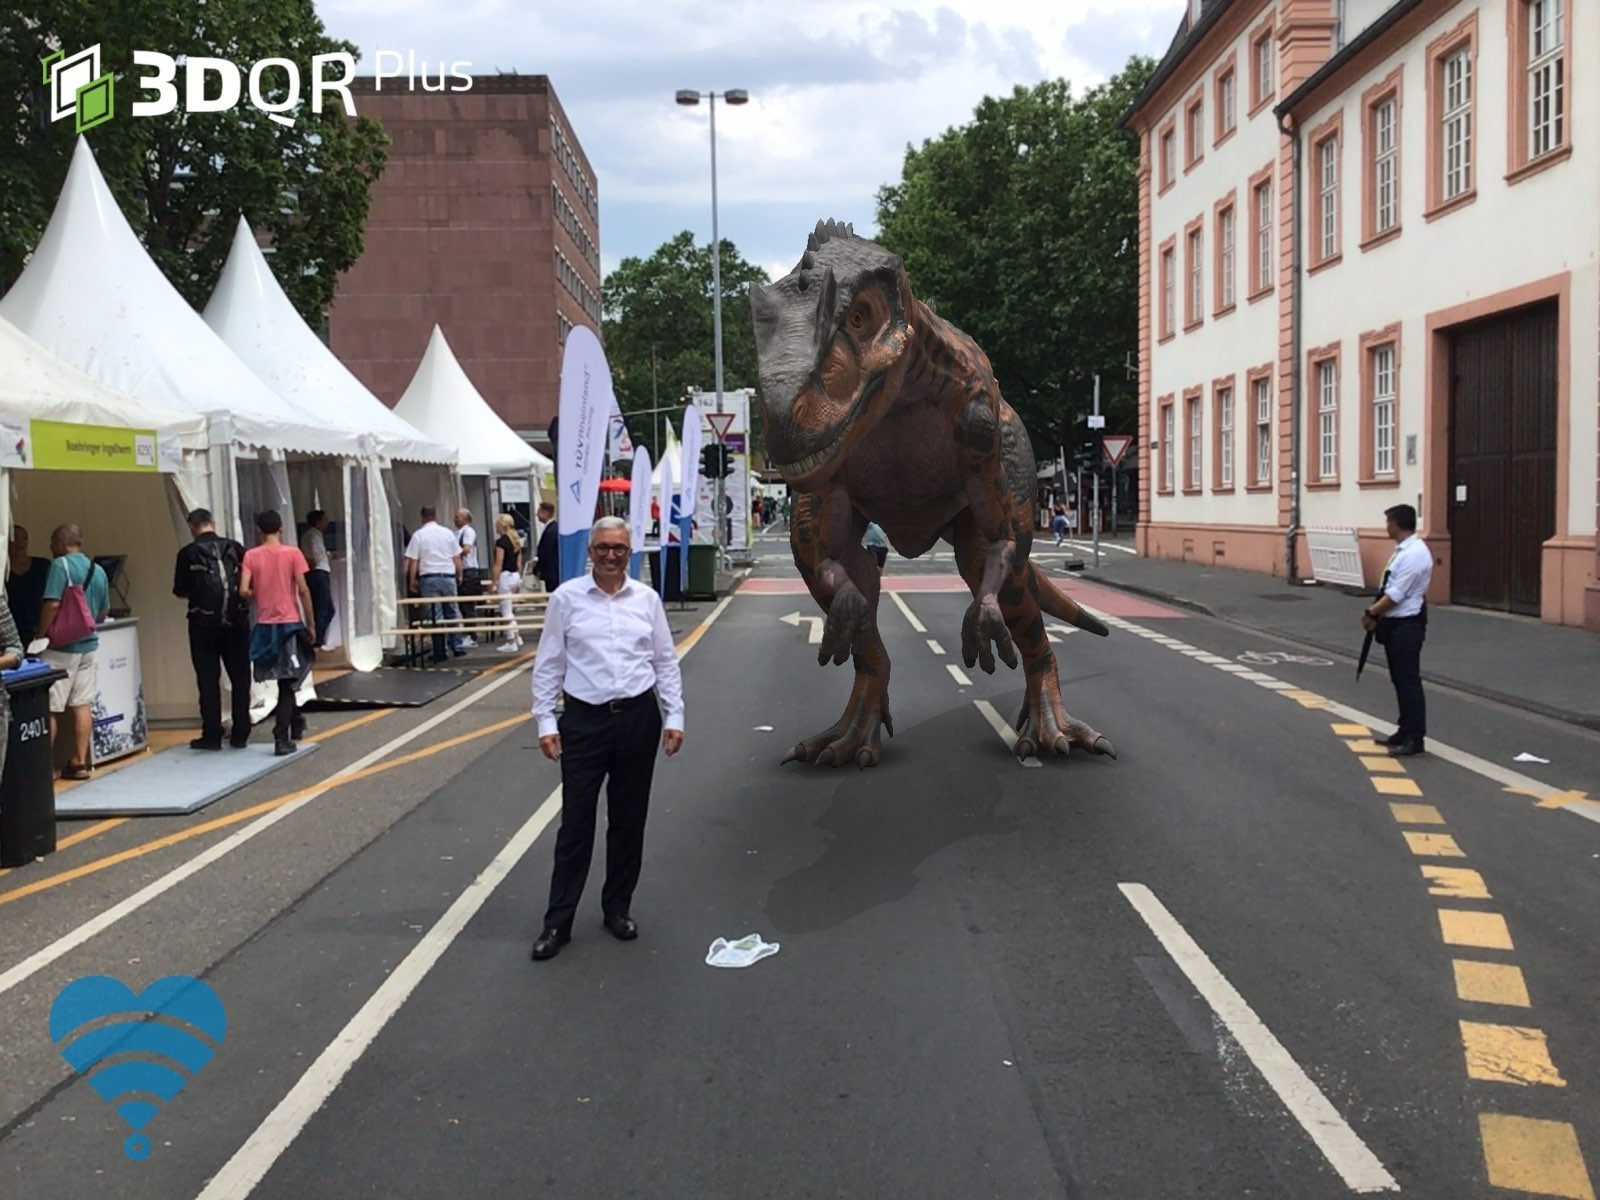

{"left": 1078, "top": 549, "right": 1600, "bottom": 730}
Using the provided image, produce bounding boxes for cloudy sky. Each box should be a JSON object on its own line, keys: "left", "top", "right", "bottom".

{"left": 318, "top": 0, "right": 1187, "bottom": 284}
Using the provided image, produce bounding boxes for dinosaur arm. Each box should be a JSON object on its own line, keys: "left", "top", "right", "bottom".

{"left": 791, "top": 482, "right": 864, "bottom": 600}
{"left": 956, "top": 395, "right": 1035, "bottom": 590}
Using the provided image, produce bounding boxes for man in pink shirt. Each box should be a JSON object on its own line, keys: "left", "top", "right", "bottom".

{"left": 241, "top": 510, "right": 315, "bottom": 756}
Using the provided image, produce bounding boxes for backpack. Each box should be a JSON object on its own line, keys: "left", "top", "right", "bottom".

{"left": 191, "top": 539, "right": 245, "bottom": 627}
{"left": 46, "top": 557, "right": 102, "bottom": 647}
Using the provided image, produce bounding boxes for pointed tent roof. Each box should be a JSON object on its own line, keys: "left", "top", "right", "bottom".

{"left": 205, "top": 218, "right": 454, "bottom": 466}
{"left": 392, "top": 325, "right": 548, "bottom": 476}
{"left": 0, "top": 315, "right": 206, "bottom": 445}
{"left": 0, "top": 138, "right": 364, "bottom": 457}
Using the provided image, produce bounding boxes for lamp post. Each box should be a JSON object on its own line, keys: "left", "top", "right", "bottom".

{"left": 676, "top": 86, "right": 747, "bottom": 562}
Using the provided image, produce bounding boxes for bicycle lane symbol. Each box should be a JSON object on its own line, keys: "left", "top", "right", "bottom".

{"left": 1235, "top": 650, "right": 1334, "bottom": 667}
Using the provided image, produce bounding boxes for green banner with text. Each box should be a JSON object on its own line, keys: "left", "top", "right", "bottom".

{"left": 28, "top": 419, "right": 161, "bottom": 472}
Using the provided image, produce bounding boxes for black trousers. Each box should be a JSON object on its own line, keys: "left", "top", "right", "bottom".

{"left": 306, "top": 569, "right": 335, "bottom": 647}
{"left": 273, "top": 679, "right": 301, "bottom": 742}
{"left": 189, "top": 621, "right": 252, "bottom": 744}
{"left": 1384, "top": 615, "right": 1427, "bottom": 742}
{"left": 543, "top": 692, "right": 662, "bottom": 932}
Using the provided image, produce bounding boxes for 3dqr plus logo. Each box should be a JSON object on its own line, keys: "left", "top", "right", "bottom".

{"left": 43, "top": 44, "right": 474, "bottom": 134}
{"left": 50, "top": 975, "right": 227, "bottom": 1160}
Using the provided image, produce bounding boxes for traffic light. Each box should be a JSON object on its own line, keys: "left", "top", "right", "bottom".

{"left": 701, "top": 444, "right": 720, "bottom": 479}
{"left": 1073, "top": 431, "right": 1101, "bottom": 471}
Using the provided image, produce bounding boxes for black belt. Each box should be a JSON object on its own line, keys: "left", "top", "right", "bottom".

{"left": 1381, "top": 608, "right": 1427, "bottom": 623}
{"left": 420, "top": 573, "right": 454, "bottom": 579}
{"left": 563, "top": 688, "right": 655, "bottom": 714}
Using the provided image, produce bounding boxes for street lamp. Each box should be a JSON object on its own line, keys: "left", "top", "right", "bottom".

{"left": 675, "top": 87, "right": 748, "bottom": 561}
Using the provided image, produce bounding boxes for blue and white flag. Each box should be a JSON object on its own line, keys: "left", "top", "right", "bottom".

{"left": 556, "top": 327, "right": 614, "bottom": 583}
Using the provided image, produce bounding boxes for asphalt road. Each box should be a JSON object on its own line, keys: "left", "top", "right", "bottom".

{"left": 1, "top": 543, "right": 1597, "bottom": 1199}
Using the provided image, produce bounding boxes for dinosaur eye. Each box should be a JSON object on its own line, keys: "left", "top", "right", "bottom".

{"left": 850, "top": 310, "right": 864, "bottom": 329}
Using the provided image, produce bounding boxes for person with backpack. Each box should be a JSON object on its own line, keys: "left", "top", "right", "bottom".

{"left": 173, "top": 509, "right": 253, "bottom": 750}
{"left": 33, "top": 523, "right": 110, "bottom": 780}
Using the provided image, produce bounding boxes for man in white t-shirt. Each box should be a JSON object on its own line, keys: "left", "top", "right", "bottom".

{"left": 404, "top": 507, "right": 463, "bottom": 663}
{"left": 454, "top": 507, "right": 482, "bottom": 648}
{"left": 299, "top": 509, "right": 335, "bottom": 649}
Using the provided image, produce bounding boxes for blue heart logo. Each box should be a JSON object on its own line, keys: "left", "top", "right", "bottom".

{"left": 50, "top": 976, "right": 227, "bottom": 1161}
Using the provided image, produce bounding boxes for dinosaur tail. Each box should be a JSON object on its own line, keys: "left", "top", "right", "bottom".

{"left": 1030, "top": 563, "right": 1110, "bottom": 637}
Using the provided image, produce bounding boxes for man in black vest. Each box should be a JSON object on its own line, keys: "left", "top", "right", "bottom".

{"left": 173, "top": 509, "right": 253, "bottom": 749}
{"left": 534, "top": 501, "right": 561, "bottom": 593}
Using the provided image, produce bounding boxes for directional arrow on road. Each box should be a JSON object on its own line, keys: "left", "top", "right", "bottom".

{"left": 780, "top": 611, "right": 824, "bottom": 644}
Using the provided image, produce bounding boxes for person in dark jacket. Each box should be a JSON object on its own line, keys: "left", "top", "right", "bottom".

{"left": 173, "top": 509, "right": 253, "bottom": 749}
{"left": 534, "top": 501, "right": 561, "bottom": 592}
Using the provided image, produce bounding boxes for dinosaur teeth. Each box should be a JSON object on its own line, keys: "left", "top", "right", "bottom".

{"left": 776, "top": 407, "right": 859, "bottom": 477}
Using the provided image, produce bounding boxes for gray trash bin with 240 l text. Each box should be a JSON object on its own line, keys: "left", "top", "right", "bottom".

{"left": 1, "top": 662, "right": 67, "bottom": 867}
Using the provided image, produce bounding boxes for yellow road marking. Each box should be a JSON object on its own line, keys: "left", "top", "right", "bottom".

{"left": 1479, "top": 1114, "right": 1595, "bottom": 1199}
{"left": 1390, "top": 803, "right": 1444, "bottom": 825}
{"left": 1282, "top": 689, "right": 1327, "bottom": 708}
{"left": 1344, "top": 738, "right": 1391, "bottom": 755}
{"left": 1536, "top": 789, "right": 1593, "bottom": 811}
{"left": 1372, "top": 776, "right": 1423, "bottom": 797}
{"left": 1460, "top": 1021, "right": 1567, "bottom": 1086}
{"left": 1454, "top": 960, "right": 1532, "bottom": 1007}
{"left": 1423, "top": 866, "right": 1491, "bottom": 899}
{"left": 316, "top": 709, "right": 395, "bottom": 739}
{"left": 54, "top": 818, "right": 128, "bottom": 850}
{"left": 1439, "top": 909, "right": 1514, "bottom": 950}
{"left": 0, "top": 715, "right": 531, "bottom": 908}
{"left": 1402, "top": 831, "right": 1465, "bottom": 857}
{"left": 1361, "top": 755, "right": 1407, "bottom": 774}
{"left": 1331, "top": 723, "right": 1369, "bottom": 737}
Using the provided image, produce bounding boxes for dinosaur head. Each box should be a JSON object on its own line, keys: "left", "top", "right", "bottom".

{"left": 749, "top": 220, "right": 916, "bottom": 489}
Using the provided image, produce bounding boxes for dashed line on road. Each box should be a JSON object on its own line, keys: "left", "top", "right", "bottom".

{"left": 946, "top": 664, "right": 973, "bottom": 687}
{"left": 973, "top": 700, "right": 1041, "bottom": 768}
{"left": 888, "top": 590, "right": 927, "bottom": 633}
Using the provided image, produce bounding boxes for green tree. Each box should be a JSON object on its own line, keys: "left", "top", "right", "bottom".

{"left": 602, "top": 230, "right": 771, "bottom": 464}
{"left": 0, "top": 0, "right": 389, "bottom": 322}
{"left": 874, "top": 57, "right": 1155, "bottom": 453}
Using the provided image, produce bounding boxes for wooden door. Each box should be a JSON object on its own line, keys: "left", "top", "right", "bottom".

{"left": 1447, "top": 303, "right": 1558, "bottom": 615}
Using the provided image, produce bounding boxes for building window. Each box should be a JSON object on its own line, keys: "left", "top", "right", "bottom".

{"left": 1159, "top": 241, "right": 1176, "bottom": 340}
{"left": 1253, "top": 375, "right": 1272, "bottom": 485}
{"left": 1371, "top": 345, "right": 1395, "bottom": 477}
{"left": 1316, "top": 357, "right": 1339, "bottom": 481}
{"left": 1216, "top": 64, "right": 1237, "bottom": 142}
{"left": 1217, "top": 385, "right": 1234, "bottom": 488}
{"left": 1249, "top": 172, "right": 1273, "bottom": 297}
{"left": 1217, "top": 202, "right": 1236, "bottom": 312}
{"left": 1312, "top": 126, "right": 1341, "bottom": 264}
{"left": 1185, "top": 224, "right": 1203, "bottom": 329}
{"left": 1250, "top": 21, "right": 1275, "bottom": 114}
{"left": 1161, "top": 401, "right": 1176, "bottom": 493}
{"left": 1442, "top": 49, "right": 1472, "bottom": 199}
{"left": 1158, "top": 119, "right": 1177, "bottom": 192}
{"left": 1373, "top": 98, "right": 1398, "bottom": 233}
{"left": 1185, "top": 90, "right": 1205, "bottom": 169}
{"left": 1528, "top": 0, "right": 1565, "bottom": 158}
{"left": 1186, "top": 394, "right": 1203, "bottom": 491}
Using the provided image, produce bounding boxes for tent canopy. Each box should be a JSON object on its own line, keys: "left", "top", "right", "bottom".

{"left": 393, "top": 325, "right": 550, "bottom": 477}
{"left": 0, "top": 316, "right": 206, "bottom": 447}
{"left": 0, "top": 138, "right": 364, "bottom": 458}
{"left": 205, "top": 219, "right": 455, "bottom": 466}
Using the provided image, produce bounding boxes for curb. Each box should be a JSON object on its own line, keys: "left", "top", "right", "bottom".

{"left": 1085, "top": 572, "right": 1600, "bottom": 734}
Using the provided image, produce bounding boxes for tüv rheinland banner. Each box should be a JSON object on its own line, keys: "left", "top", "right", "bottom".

{"left": 676, "top": 408, "right": 701, "bottom": 592}
{"left": 556, "top": 326, "right": 613, "bottom": 584}
{"left": 628, "top": 446, "right": 652, "bottom": 580}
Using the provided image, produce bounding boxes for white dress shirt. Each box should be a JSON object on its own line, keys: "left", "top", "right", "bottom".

{"left": 531, "top": 576, "right": 685, "bottom": 737}
{"left": 458, "top": 524, "right": 480, "bottom": 568}
{"left": 300, "top": 526, "right": 330, "bottom": 572}
{"left": 1382, "top": 534, "right": 1433, "bottom": 617}
{"left": 405, "top": 521, "right": 461, "bottom": 576}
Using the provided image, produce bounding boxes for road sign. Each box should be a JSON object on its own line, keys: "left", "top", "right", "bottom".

{"left": 707, "top": 412, "right": 736, "bottom": 440}
{"left": 780, "top": 611, "right": 823, "bottom": 644}
{"left": 1087, "top": 414, "right": 1106, "bottom": 429}
{"left": 1102, "top": 435, "right": 1132, "bottom": 467}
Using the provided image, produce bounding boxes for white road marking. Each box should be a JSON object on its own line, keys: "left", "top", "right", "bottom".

{"left": 1060, "top": 538, "right": 1138, "bottom": 555}
{"left": 190, "top": 604, "right": 729, "bottom": 1198}
{"left": 973, "top": 700, "right": 1041, "bottom": 767}
{"left": 947, "top": 664, "right": 973, "bottom": 687}
{"left": 889, "top": 591, "right": 927, "bottom": 633}
{"left": 927, "top": 639, "right": 945, "bottom": 655}
{"left": 197, "top": 785, "right": 565, "bottom": 1199}
{"left": 1119, "top": 884, "right": 1400, "bottom": 1193}
{"left": 779, "top": 610, "right": 824, "bottom": 644}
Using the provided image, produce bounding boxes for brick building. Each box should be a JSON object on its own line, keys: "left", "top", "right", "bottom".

{"left": 1123, "top": 0, "right": 1598, "bottom": 630}
{"left": 330, "top": 74, "right": 602, "bottom": 448}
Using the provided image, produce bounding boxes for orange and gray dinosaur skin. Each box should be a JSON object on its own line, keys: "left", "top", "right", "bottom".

{"left": 749, "top": 219, "right": 1116, "bottom": 768}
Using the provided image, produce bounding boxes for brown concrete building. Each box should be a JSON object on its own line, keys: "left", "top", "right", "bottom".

{"left": 330, "top": 74, "right": 601, "bottom": 445}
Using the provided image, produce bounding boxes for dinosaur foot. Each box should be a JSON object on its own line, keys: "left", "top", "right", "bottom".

{"left": 781, "top": 691, "right": 895, "bottom": 769}
{"left": 1011, "top": 689, "right": 1115, "bottom": 763}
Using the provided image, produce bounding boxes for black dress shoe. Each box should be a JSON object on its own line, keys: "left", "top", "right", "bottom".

{"left": 229, "top": 736, "right": 250, "bottom": 749}
{"left": 531, "top": 928, "right": 571, "bottom": 960}
{"left": 290, "top": 721, "right": 306, "bottom": 742}
{"left": 603, "top": 913, "right": 638, "bottom": 941}
{"left": 1383, "top": 731, "right": 1405, "bottom": 747}
{"left": 274, "top": 739, "right": 297, "bottom": 757}
{"left": 1388, "top": 740, "right": 1425, "bottom": 757}
{"left": 190, "top": 737, "right": 223, "bottom": 751}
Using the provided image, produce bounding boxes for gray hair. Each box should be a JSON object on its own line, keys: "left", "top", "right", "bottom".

{"left": 589, "top": 515, "right": 631, "bottom": 545}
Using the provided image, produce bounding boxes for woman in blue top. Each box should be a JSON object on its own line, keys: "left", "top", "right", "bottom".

{"left": 35, "top": 524, "right": 110, "bottom": 780}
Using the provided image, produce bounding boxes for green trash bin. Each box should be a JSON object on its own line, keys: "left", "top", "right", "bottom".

{"left": 687, "top": 544, "right": 718, "bottom": 600}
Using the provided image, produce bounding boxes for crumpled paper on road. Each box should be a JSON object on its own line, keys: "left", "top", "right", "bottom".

{"left": 705, "top": 934, "right": 780, "bottom": 968}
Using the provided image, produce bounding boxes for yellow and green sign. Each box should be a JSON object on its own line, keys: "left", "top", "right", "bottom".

{"left": 27, "top": 420, "right": 161, "bottom": 473}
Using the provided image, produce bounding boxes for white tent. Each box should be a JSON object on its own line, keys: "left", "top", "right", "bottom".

{"left": 0, "top": 138, "right": 365, "bottom": 465}
{"left": 205, "top": 219, "right": 455, "bottom": 467}
{"left": 394, "top": 325, "right": 550, "bottom": 478}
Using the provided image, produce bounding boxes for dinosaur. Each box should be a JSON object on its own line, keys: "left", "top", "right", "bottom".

{"left": 748, "top": 219, "right": 1116, "bottom": 768}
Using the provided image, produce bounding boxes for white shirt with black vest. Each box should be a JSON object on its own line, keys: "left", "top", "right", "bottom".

{"left": 531, "top": 576, "right": 685, "bottom": 738}
{"left": 1381, "top": 534, "right": 1433, "bottom": 618}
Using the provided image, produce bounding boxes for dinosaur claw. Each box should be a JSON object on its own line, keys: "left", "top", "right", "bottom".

{"left": 882, "top": 712, "right": 895, "bottom": 738}
{"left": 1052, "top": 734, "right": 1072, "bottom": 757}
{"left": 855, "top": 748, "right": 874, "bottom": 770}
{"left": 815, "top": 747, "right": 836, "bottom": 767}
{"left": 1092, "top": 735, "right": 1116, "bottom": 759}
{"left": 1014, "top": 735, "right": 1037, "bottom": 761}
{"left": 781, "top": 745, "right": 803, "bottom": 766}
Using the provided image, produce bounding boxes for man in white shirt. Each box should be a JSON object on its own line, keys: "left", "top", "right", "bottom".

{"left": 1362, "top": 503, "right": 1432, "bottom": 756}
{"left": 299, "top": 509, "right": 335, "bottom": 649}
{"left": 454, "top": 507, "right": 482, "bottom": 648}
{"left": 529, "top": 516, "right": 685, "bottom": 961}
{"left": 403, "top": 507, "right": 464, "bottom": 663}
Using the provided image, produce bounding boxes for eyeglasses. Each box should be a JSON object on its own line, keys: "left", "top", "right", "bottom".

{"left": 590, "top": 545, "right": 631, "bottom": 557}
